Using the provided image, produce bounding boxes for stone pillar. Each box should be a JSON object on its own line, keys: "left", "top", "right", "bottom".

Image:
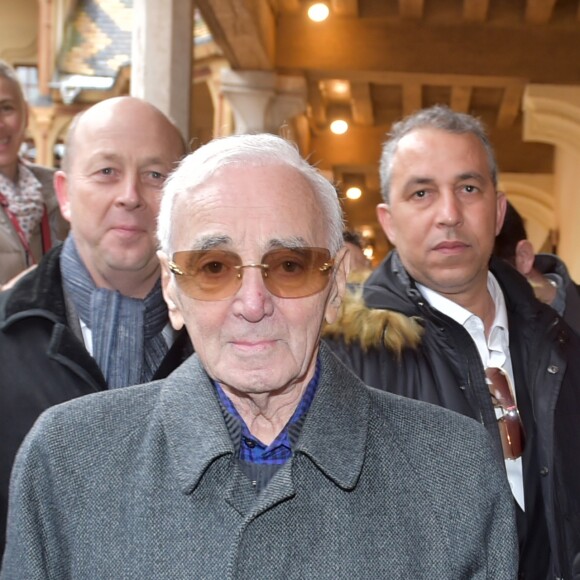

{"left": 523, "top": 85, "right": 580, "bottom": 279}
{"left": 28, "top": 107, "right": 75, "bottom": 168}
{"left": 206, "top": 62, "right": 234, "bottom": 138}
{"left": 131, "top": 0, "right": 193, "bottom": 142}
{"left": 28, "top": 106, "right": 55, "bottom": 167}
{"left": 220, "top": 69, "right": 307, "bottom": 135}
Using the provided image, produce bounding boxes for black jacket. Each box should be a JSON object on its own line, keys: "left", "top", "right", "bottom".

{"left": 0, "top": 245, "right": 193, "bottom": 557}
{"left": 534, "top": 253, "right": 580, "bottom": 337}
{"left": 325, "top": 251, "right": 580, "bottom": 580}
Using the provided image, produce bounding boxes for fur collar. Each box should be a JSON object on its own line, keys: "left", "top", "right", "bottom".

{"left": 322, "top": 282, "right": 423, "bottom": 355}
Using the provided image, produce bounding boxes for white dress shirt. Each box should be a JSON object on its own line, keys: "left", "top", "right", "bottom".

{"left": 417, "top": 274, "right": 525, "bottom": 510}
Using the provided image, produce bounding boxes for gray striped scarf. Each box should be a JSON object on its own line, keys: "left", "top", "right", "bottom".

{"left": 60, "top": 236, "right": 169, "bottom": 388}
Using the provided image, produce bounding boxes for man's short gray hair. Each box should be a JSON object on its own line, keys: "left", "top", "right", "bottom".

{"left": 379, "top": 105, "right": 498, "bottom": 203}
{"left": 158, "top": 133, "right": 344, "bottom": 255}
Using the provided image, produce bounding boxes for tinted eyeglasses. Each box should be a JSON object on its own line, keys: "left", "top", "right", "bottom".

{"left": 168, "top": 247, "right": 335, "bottom": 301}
{"left": 485, "top": 367, "right": 526, "bottom": 460}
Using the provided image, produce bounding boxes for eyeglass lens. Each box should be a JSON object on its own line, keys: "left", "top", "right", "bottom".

{"left": 170, "top": 247, "right": 334, "bottom": 301}
{"left": 485, "top": 367, "right": 526, "bottom": 460}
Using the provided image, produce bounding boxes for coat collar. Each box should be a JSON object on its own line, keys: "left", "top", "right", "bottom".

{"left": 0, "top": 242, "right": 193, "bottom": 388}
{"left": 161, "top": 341, "right": 369, "bottom": 494}
{"left": 1, "top": 244, "right": 66, "bottom": 327}
{"left": 323, "top": 250, "right": 553, "bottom": 354}
{"left": 364, "top": 250, "right": 546, "bottom": 323}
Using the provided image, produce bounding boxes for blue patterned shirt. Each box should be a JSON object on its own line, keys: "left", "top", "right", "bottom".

{"left": 215, "top": 357, "right": 321, "bottom": 491}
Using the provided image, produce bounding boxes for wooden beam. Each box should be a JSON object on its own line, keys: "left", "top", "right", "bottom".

{"left": 277, "top": 16, "right": 580, "bottom": 83}
{"left": 331, "top": 0, "right": 359, "bottom": 17}
{"left": 350, "top": 82, "right": 374, "bottom": 125}
{"left": 402, "top": 83, "right": 422, "bottom": 117}
{"left": 496, "top": 85, "right": 524, "bottom": 129}
{"left": 308, "top": 69, "right": 527, "bottom": 90}
{"left": 399, "top": 0, "right": 424, "bottom": 19}
{"left": 309, "top": 81, "right": 327, "bottom": 126}
{"left": 525, "top": 0, "right": 557, "bottom": 24}
{"left": 463, "top": 0, "right": 490, "bottom": 22}
{"left": 196, "top": 0, "right": 275, "bottom": 69}
{"left": 310, "top": 125, "right": 389, "bottom": 167}
{"left": 450, "top": 85, "right": 472, "bottom": 113}
{"left": 277, "top": 0, "right": 301, "bottom": 13}
{"left": 37, "top": 0, "right": 55, "bottom": 96}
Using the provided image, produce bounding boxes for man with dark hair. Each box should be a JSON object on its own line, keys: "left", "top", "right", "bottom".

{"left": 494, "top": 201, "right": 580, "bottom": 335}
{"left": 325, "top": 105, "right": 580, "bottom": 579}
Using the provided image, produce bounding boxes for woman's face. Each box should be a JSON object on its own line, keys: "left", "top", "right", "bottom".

{"left": 0, "top": 77, "right": 27, "bottom": 182}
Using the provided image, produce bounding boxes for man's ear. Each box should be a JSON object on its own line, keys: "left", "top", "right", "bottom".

{"left": 54, "top": 171, "right": 72, "bottom": 223}
{"left": 324, "top": 246, "right": 349, "bottom": 325}
{"left": 514, "top": 239, "right": 535, "bottom": 276}
{"left": 157, "top": 251, "right": 185, "bottom": 331}
{"left": 376, "top": 203, "right": 396, "bottom": 245}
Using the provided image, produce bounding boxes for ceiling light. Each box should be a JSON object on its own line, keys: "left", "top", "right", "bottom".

{"left": 330, "top": 119, "right": 349, "bottom": 134}
{"left": 363, "top": 244, "right": 374, "bottom": 260}
{"left": 308, "top": 2, "right": 330, "bottom": 22}
{"left": 346, "top": 186, "right": 362, "bottom": 200}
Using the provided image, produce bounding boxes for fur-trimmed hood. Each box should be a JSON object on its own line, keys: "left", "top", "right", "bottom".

{"left": 323, "top": 260, "right": 424, "bottom": 355}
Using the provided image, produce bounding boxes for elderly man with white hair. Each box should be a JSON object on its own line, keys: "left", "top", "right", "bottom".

{"left": 2, "top": 133, "right": 517, "bottom": 579}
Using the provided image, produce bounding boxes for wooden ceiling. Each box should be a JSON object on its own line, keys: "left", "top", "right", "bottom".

{"left": 195, "top": 0, "right": 580, "bottom": 254}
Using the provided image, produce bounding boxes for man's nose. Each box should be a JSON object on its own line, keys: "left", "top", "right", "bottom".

{"left": 115, "top": 176, "right": 143, "bottom": 209}
{"left": 232, "top": 267, "right": 274, "bottom": 322}
{"left": 437, "top": 190, "right": 462, "bottom": 227}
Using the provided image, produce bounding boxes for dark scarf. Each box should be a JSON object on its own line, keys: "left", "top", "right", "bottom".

{"left": 60, "top": 236, "right": 169, "bottom": 388}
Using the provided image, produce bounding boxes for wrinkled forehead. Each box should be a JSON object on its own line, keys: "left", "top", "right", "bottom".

{"left": 168, "top": 164, "right": 326, "bottom": 253}
{"left": 392, "top": 128, "right": 494, "bottom": 182}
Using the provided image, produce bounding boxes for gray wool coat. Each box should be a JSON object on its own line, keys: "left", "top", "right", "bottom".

{"left": 1, "top": 343, "right": 518, "bottom": 579}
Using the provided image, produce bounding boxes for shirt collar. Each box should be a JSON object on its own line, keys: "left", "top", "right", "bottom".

{"left": 161, "top": 344, "right": 369, "bottom": 495}
{"left": 214, "top": 355, "right": 321, "bottom": 455}
{"left": 487, "top": 272, "right": 509, "bottom": 338}
{"left": 417, "top": 272, "right": 507, "bottom": 327}
{"left": 416, "top": 281, "right": 473, "bottom": 325}
{"left": 416, "top": 272, "right": 510, "bottom": 367}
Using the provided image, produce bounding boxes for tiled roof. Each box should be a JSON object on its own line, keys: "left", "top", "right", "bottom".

{"left": 58, "top": 0, "right": 132, "bottom": 77}
{"left": 54, "top": 0, "right": 214, "bottom": 101}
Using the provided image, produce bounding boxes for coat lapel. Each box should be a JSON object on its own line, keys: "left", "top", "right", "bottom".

{"left": 160, "top": 343, "right": 371, "bottom": 498}
{"left": 295, "top": 343, "right": 369, "bottom": 490}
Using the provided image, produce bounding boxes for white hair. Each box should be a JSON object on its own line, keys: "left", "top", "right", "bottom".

{"left": 157, "top": 133, "right": 344, "bottom": 255}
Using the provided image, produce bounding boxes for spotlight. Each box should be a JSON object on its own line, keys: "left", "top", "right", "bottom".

{"left": 346, "top": 186, "right": 362, "bottom": 200}
{"left": 330, "top": 119, "right": 349, "bottom": 135}
{"left": 308, "top": 2, "right": 330, "bottom": 22}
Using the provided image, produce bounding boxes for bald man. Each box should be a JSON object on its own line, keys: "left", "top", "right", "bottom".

{"left": 0, "top": 97, "right": 191, "bottom": 556}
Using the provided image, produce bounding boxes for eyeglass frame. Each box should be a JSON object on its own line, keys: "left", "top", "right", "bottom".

{"left": 167, "top": 246, "right": 336, "bottom": 301}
